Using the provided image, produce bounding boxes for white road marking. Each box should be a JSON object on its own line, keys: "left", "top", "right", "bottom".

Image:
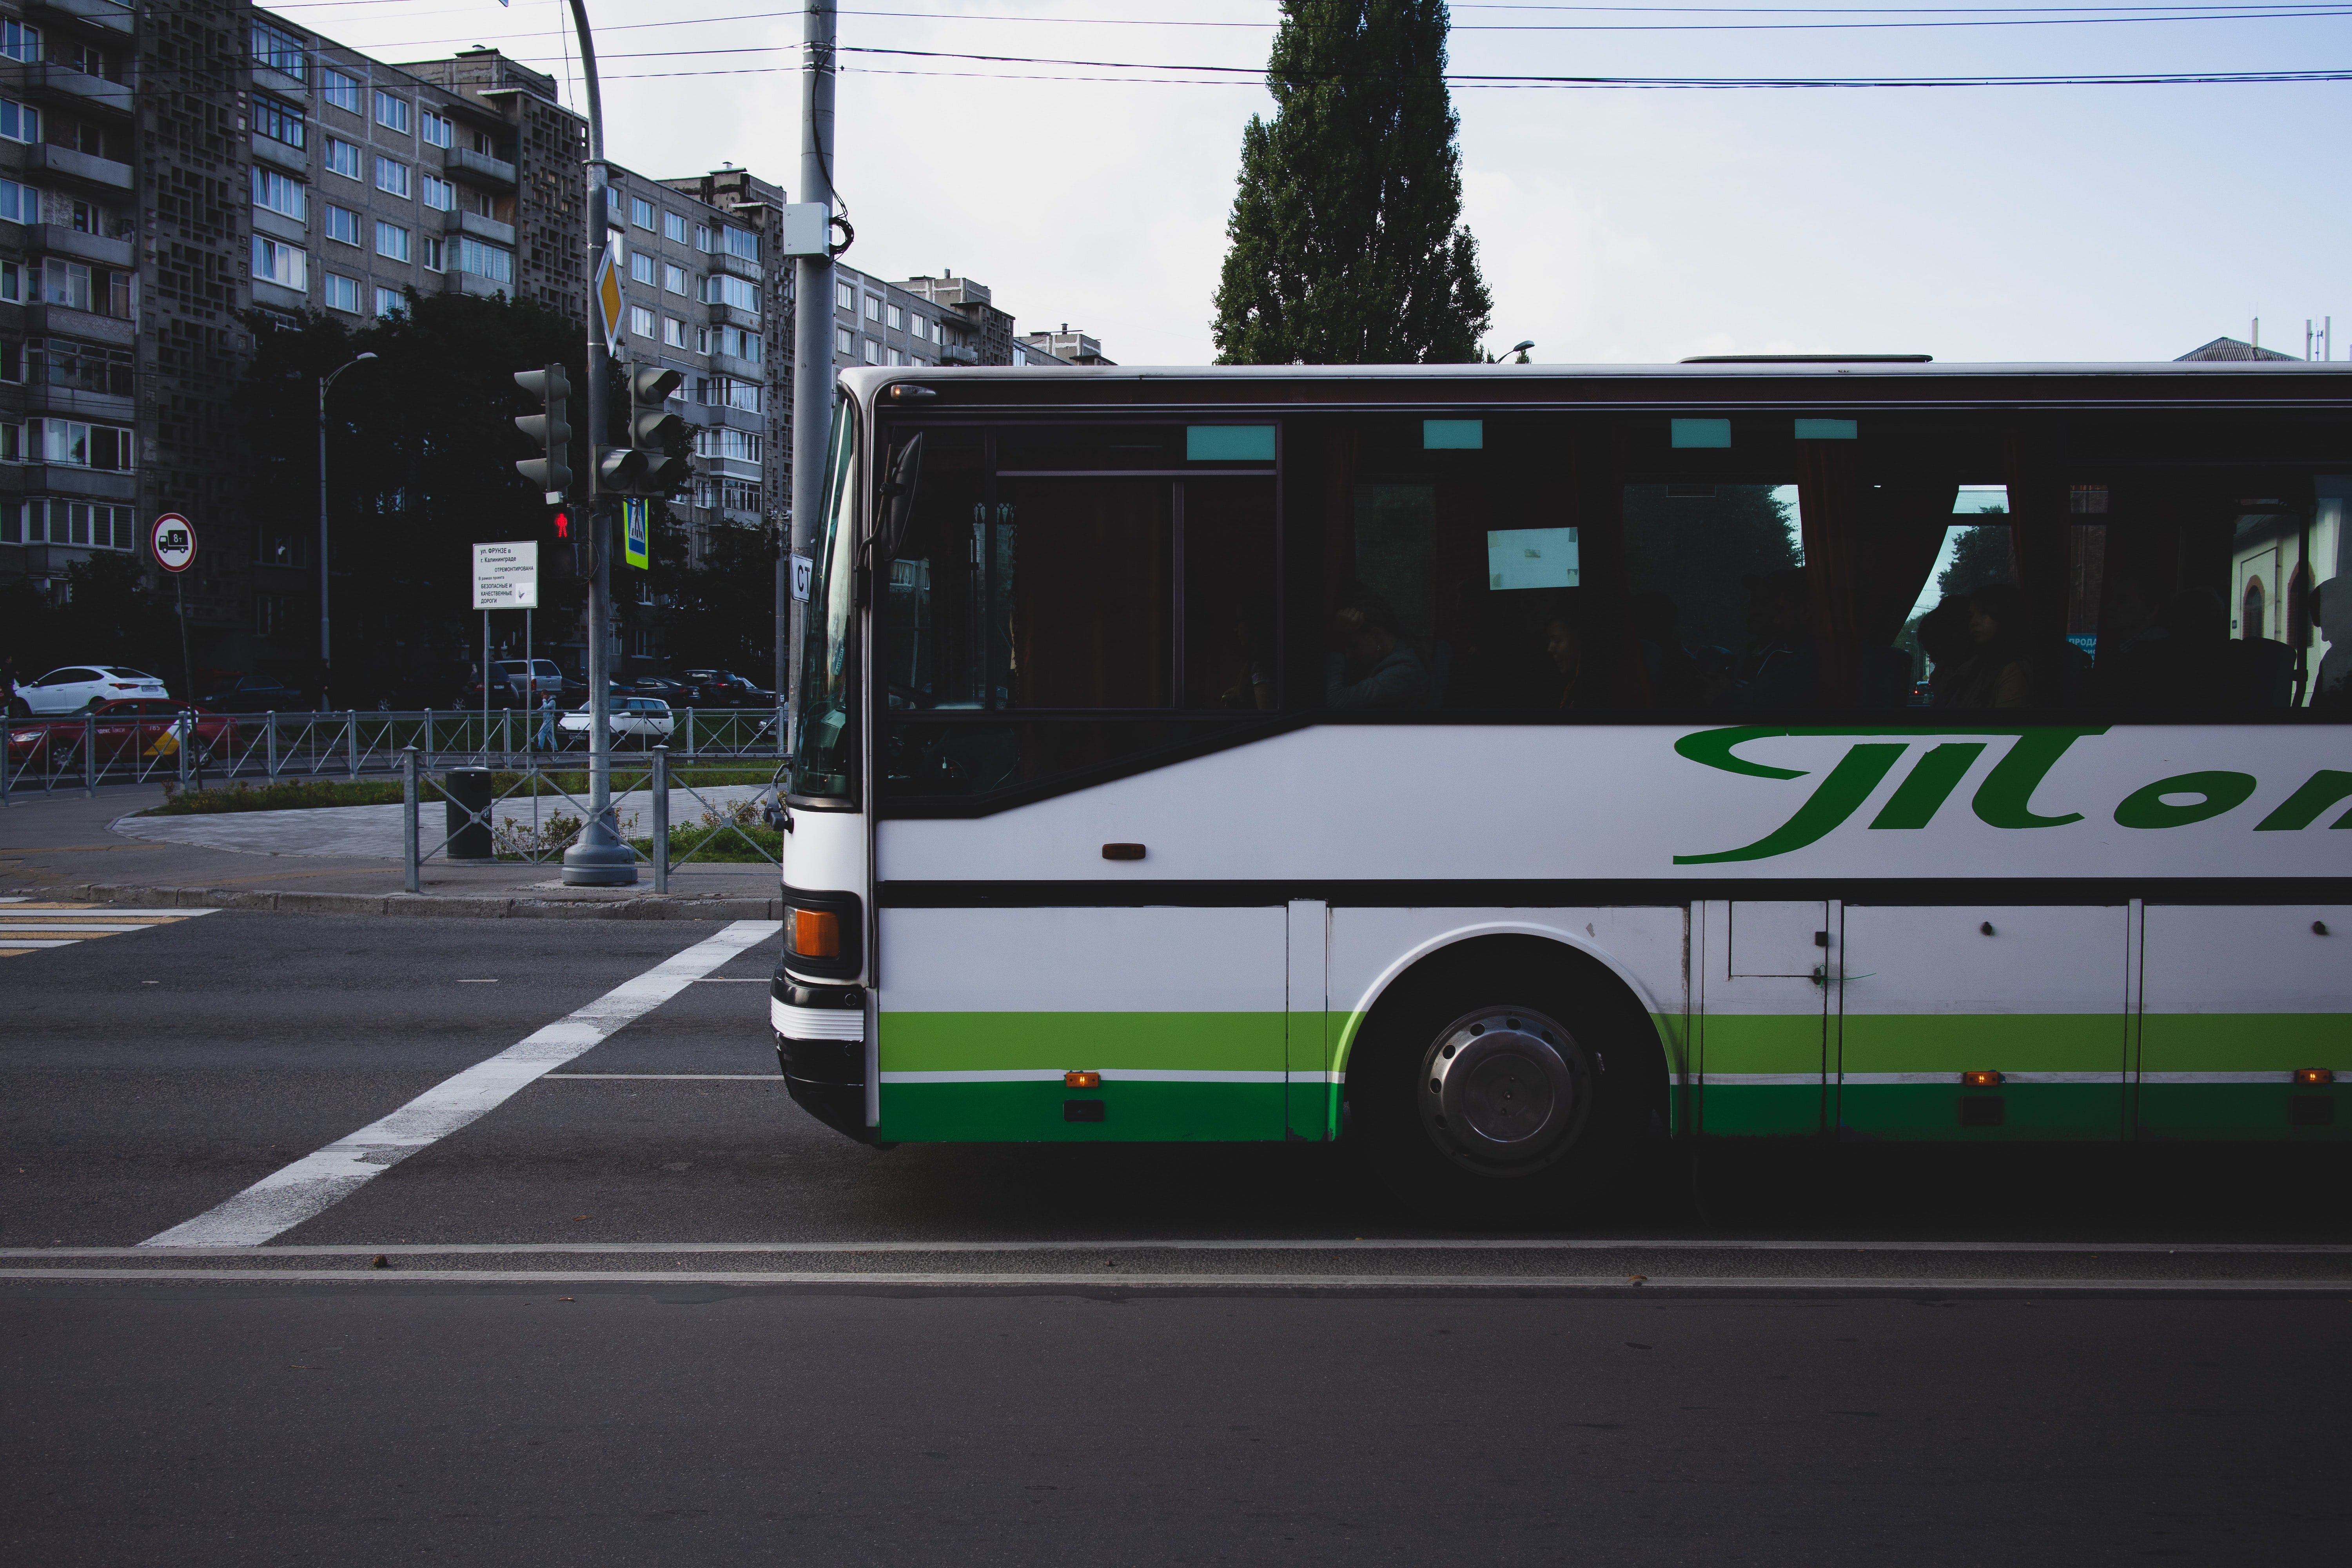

{"left": 1, "top": 1269, "right": 2342, "bottom": 1295}
{"left": 138, "top": 920, "right": 780, "bottom": 1249}
{"left": 0, "top": 905, "right": 213, "bottom": 956}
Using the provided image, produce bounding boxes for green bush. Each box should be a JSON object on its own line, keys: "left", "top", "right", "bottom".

{"left": 144, "top": 779, "right": 406, "bottom": 815}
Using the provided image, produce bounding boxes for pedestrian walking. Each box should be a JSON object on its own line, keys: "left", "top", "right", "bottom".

{"left": 534, "top": 692, "right": 558, "bottom": 751}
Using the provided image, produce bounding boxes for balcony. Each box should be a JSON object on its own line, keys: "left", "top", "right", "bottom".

{"left": 448, "top": 147, "right": 517, "bottom": 190}
{"left": 251, "top": 133, "right": 307, "bottom": 174}
{"left": 26, "top": 0, "right": 133, "bottom": 35}
{"left": 251, "top": 277, "right": 307, "bottom": 312}
{"left": 22, "top": 464, "right": 136, "bottom": 501}
{"left": 705, "top": 301, "right": 760, "bottom": 331}
{"left": 40, "top": 143, "right": 133, "bottom": 191}
{"left": 27, "top": 64, "right": 134, "bottom": 114}
{"left": 22, "top": 303, "right": 135, "bottom": 344}
{"left": 442, "top": 208, "right": 516, "bottom": 247}
{"left": 712, "top": 249, "right": 761, "bottom": 285}
{"left": 32, "top": 223, "right": 134, "bottom": 267}
{"left": 22, "top": 382, "right": 134, "bottom": 422}
{"left": 249, "top": 64, "right": 305, "bottom": 97}
{"left": 708, "top": 351, "right": 762, "bottom": 381}
{"left": 940, "top": 343, "right": 980, "bottom": 366}
{"left": 444, "top": 269, "right": 508, "bottom": 300}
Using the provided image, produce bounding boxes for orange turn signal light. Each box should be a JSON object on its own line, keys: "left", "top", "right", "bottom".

{"left": 2292, "top": 1067, "right": 2334, "bottom": 1087}
{"left": 1065, "top": 1070, "right": 1101, "bottom": 1089}
{"left": 788, "top": 907, "right": 840, "bottom": 959}
{"left": 1960, "top": 1070, "right": 2004, "bottom": 1088}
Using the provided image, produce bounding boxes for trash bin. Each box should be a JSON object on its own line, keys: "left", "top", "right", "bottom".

{"left": 444, "top": 766, "right": 495, "bottom": 862}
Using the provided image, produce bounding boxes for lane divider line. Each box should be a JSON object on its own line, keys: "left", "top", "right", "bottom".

{"left": 138, "top": 919, "right": 779, "bottom": 1249}
{"left": 3, "top": 1269, "right": 2345, "bottom": 1296}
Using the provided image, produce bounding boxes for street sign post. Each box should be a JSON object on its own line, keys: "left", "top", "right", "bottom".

{"left": 151, "top": 513, "right": 196, "bottom": 573}
{"left": 622, "top": 499, "right": 649, "bottom": 570}
{"left": 471, "top": 541, "right": 540, "bottom": 610}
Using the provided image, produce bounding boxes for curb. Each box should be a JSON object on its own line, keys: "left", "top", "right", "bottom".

{"left": 16, "top": 880, "right": 781, "bottom": 922}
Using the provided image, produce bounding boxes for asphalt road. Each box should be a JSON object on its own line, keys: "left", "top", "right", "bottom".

{"left": 4, "top": 912, "right": 2347, "bottom": 1564}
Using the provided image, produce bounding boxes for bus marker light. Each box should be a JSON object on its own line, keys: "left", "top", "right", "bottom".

{"left": 2293, "top": 1068, "right": 2334, "bottom": 1086}
{"left": 1102, "top": 843, "right": 1145, "bottom": 860}
{"left": 1961, "top": 1070, "right": 2003, "bottom": 1087}
{"left": 788, "top": 908, "right": 840, "bottom": 958}
{"left": 1065, "top": 1071, "right": 1100, "bottom": 1088}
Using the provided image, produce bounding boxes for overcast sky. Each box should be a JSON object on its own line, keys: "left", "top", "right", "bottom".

{"left": 276, "top": 0, "right": 2349, "bottom": 367}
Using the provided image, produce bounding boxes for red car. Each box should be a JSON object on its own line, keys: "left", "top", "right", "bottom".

{"left": 7, "top": 699, "right": 239, "bottom": 768}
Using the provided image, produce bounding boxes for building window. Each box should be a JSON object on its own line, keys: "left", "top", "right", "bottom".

{"left": 836, "top": 281, "right": 854, "bottom": 312}
{"left": 253, "top": 95, "right": 305, "bottom": 149}
{"left": 421, "top": 110, "right": 453, "bottom": 149}
{"left": 604, "top": 186, "right": 624, "bottom": 221}
{"left": 693, "top": 427, "right": 760, "bottom": 464}
{"left": 835, "top": 326, "right": 853, "bottom": 356}
{"left": 0, "top": 22, "right": 40, "bottom": 63}
{"left": 324, "top": 204, "right": 360, "bottom": 246}
{"left": 15, "top": 500, "right": 136, "bottom": 550}
{"left": 421, "top": 236, "right": 445, "bottom": 273}
{"left": 886, "top": 347, "right": 904, "bottom": 367}
{"left": 864, "top": 294, "right": 880, "bottom": 321}
{"left": 721, "top": 226, "right": 758, "bottom": 262}
{"left": 375, "top": 286, "right": 405, "bottom": 319}
{"left": 252, "top": 236, "right": 308, "bottom": 289}
{"left": 663, "top": 211, "right": 687, "bottom": 243}
{"left": 34, "top": 338, "right": 135, "bottom": 397}
{"left": 374, "top": 91, "right": 412, "bottom": 134}
{"left": 695, "top": 223, "right": 715, "bottom": 252}
{"left": 706, "top": 273, "right": 759, "bottom": 314}
{"left": 36, "top": 418, "right": 135, "bottom": 471}
{"left": 374, "top": 157, "right": 410, "bottom": 199}
{"left": 664, "top": 263, "right": 686, "bottom": 296}
{"left": 0, "top": 99, "right": 39, "bottom": 145}
{"left": 886, "top": 304, "right": 903, "bottom": 331}
{"left": 0, "top": 176, "right": 38, "bottom": 225}
{"left": 323, "top": 138, "right": 361, "bottom": 179}
{"left": 629, "top": 251, "right": 655, "bottom": 285}
{"left": 862, "top": 339, "right": 880, "bottom": 365}
{"left": 252, "top": 20, "right": 307, "bottom": 82}
{"left": 457, "top": 237, "right": 514, "bottom": 283}
{"left": 720, "top": 479, "right": 761, "bottom": 514}
{"left": 43, "top": 258, "right": 131, "bottom": 318}
{"left": 631, "top": 196, "right": 654, "bottom": 229}
{"left": 323, "top": 272, "right": 359, "bottom": 313}
{"left": 252, "top": 167, "right": 306, "bottom": 221}
{"left": 374, "top": 221, "right": 410, "bottom": 262}
{"left": 714, "top": 325, "right": 760, "bottom": 362}
{"left": 663, "top": 316, "right": 686, "bottom": 348}
{"left": 629, "top": 304, "right": 655, "bottom": 338}
{"left": 421, "top": 173, "right": 454, "bottom": 212}
{"left": 319, "top": 67, "right": 360, "bottom": 114}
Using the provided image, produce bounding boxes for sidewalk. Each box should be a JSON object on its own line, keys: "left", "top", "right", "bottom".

{"left": 0, "top": 784, "right": 783, "bottom": 920}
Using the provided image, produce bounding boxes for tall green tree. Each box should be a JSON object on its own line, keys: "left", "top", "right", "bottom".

{"left": 1213, "top": 0, "right": 1493, "bottom": 365}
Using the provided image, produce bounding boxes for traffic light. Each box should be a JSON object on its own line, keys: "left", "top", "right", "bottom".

{"left": 599, "top": 364, "right": 691, "bottom": 497}
{"left": 513, "top": 364, "right": 573, "bottom": 500}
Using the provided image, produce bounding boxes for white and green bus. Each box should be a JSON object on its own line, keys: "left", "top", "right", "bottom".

{"left": 773, "top": 359, "right": 2348, "bottom": 1219}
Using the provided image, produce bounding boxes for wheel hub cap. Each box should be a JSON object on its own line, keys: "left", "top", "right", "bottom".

{"left": 1423, "top": 1008, "right": 1580, "bottom": 1166}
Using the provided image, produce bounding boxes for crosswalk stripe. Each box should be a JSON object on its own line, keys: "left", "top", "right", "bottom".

{"left": 0, "top": 905, "right": 214, "bottom": 956}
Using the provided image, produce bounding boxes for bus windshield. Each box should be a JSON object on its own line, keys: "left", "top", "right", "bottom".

{"left": 788, "top": 396, "right": 859, "bottom": 799}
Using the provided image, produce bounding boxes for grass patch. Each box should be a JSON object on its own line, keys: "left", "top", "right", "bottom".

{"left": 143, "top": 779, "right": 406, "bottom": 814}
{"left": 626, "top": 821, "right": 781, "bottom": 864}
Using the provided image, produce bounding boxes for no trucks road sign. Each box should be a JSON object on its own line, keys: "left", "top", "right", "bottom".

{"left": 151, "top": 514, "right": 196, "bottom": 573}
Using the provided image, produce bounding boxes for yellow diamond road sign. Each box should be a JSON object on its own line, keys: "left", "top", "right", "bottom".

{"left": 593, "top": 238, "right": 625, "bottom": 356}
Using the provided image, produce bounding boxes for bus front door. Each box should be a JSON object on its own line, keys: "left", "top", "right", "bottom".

{"left": 1836, "top": 906, "right": 2131, "bottom": 1140}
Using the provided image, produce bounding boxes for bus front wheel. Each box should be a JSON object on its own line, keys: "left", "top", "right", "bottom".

{"left": 1352, "top": 941, "right": 1652, "bottom": 1226}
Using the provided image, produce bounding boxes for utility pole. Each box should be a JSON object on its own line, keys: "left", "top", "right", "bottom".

{"left": 560, "top": 0, "right": 635, "bottom": 886}
{"left": 786, "top": 0, "right": 838, "bottom": 746}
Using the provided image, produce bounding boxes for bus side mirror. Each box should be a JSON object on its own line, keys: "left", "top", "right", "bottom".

{"left": 876, "top": 432, "right": 924, "bottom": 562}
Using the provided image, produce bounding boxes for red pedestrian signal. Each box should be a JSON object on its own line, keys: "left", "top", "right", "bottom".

{"left": 552, "top": 510, "right": 571, "bottom": 540}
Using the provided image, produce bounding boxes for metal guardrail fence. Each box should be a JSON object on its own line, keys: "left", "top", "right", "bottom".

{"left": 1, "top": 706, "right": 788, "bottom": 803}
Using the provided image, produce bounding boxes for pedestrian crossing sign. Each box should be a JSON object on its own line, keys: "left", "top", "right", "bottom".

{"left": 623, "top": 498, "right": 650, "bottom": 570}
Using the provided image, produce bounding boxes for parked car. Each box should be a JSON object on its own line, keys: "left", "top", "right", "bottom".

{"left": 7, "top": 700, "right": 237, "bottom": 766}
{"left": 198, "top": 674, "right": 311, "bottom": 713}
{"left": 470, "top": 658, "right": 568, "bottom": 708}
{"left": 556, "top": 697, "right": 676, "bottom": 747}
{"left": 679, "top": 670, "right": 775, "bottom": 707}
{"left": 616, "top": 676, "right": 688, "bottom": 702}
{"left": 13, "top": 666, "right": 172, "bottom": 714}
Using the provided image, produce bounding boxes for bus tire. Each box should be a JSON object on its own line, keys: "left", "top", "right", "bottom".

{"left": 1351, "top": 938, "right": 1657, "bottom": 1227}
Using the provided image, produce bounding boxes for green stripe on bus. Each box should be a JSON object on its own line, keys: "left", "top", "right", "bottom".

{"left": 1840, "top": 1014, "right": 2127, "bottom": 1073}
{"left": 879, "top": 1012, "right": 1285, "bottom": 1073}
{"left": 2141, "top": 1013, "right": 2350, "bottom": 1071}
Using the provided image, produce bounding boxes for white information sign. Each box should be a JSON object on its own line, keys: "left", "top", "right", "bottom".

{"left": 471, "top": 541, "right": 539, "bottom": 609}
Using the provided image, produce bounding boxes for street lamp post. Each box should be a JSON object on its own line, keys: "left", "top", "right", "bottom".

{"left": 316, "top": 350, "right": 377, "bottom": 710}
{"left": 558, "top": 0, "right": 635, "bottom": 886}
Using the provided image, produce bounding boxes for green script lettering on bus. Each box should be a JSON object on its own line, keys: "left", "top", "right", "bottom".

{"left": 1672, "top": 727, "right": 2352, "bottom": 865}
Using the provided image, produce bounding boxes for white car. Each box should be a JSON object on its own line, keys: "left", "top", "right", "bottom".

{"left": 557, "top": 697, "right": 676, "bottom": 745}
{"left": 13, "top": 666, "right": 172, "bottom": 714}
